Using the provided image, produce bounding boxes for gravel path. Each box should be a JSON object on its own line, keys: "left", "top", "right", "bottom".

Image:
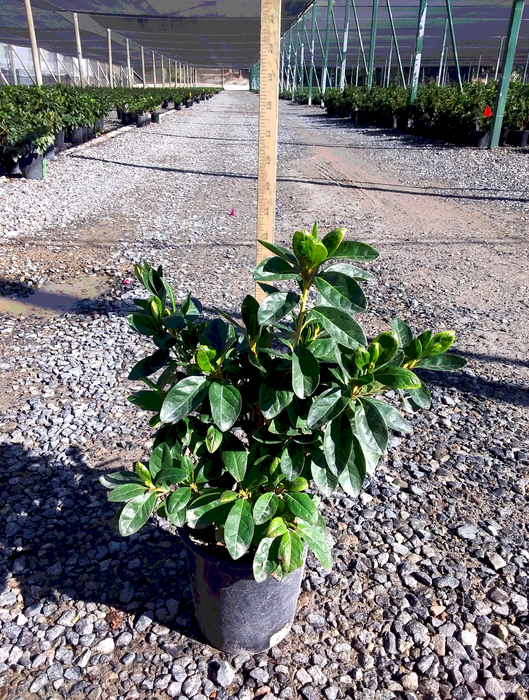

{"left": 0, "top": 92, "right": 528, "bottom": 700}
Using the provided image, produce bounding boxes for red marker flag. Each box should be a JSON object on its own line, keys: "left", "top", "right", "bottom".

{"left": 230, "top": 209, "right": 235, "bottom": 216}
{"left": 484, "top": 105, "right": 493, "bottom": 118}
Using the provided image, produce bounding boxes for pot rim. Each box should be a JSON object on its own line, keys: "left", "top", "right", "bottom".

{"left": 178, "top": 526, "right": 256, "bottom": 573}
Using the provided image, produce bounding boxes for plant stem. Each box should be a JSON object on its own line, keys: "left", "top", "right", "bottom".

{"left": 293, "top": 283, "right": 310, "bottom": 347}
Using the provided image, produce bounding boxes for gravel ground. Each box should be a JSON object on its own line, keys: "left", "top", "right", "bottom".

{"left": 0, "top": 92, "right": 528, "bottom": 700}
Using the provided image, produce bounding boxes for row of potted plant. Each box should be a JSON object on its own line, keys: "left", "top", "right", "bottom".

{"left": 288, "top": 82, "right": 529, "bottom": 147}
{"left": 0, "top": 85, "right": 220, "bottom": 179}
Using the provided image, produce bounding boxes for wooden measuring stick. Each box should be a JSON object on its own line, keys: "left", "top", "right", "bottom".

{"left": 255, "top": 0, "right": 282, "bottom": 302}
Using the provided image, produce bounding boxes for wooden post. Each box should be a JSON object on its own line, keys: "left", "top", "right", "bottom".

{"left": 73, "top": 12, "right": 85, "bottom": 87}
{"left": 255, "top": 0, "right": 282, "bottom": 301}
{"left": 23, "top": 0, "right": 42, "bottom": 85}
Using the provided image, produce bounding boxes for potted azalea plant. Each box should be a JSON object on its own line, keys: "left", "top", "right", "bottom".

{"left": 101, "top": 224, "right": 466, "bottom": 653}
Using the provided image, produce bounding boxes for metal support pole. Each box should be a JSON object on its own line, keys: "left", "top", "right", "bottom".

{"left": 468, "top": 62, "right": 472, "bottom": 83}
{"left": 490, "top": 0, "right": 525, "bottom": 148}
{"left": 300, "top": 15, "right": 305, "bottom": 90}
{"left": 9, "top": 45, "right": 18, "bottom": 85}
{"left": 322, "top": 0, "right": 333, "bottom": 94}
{"left": 152, "top": 51, "right": 157, "bottom": 86}
{"left": 40, "top": 49, "right": 58, "bottom": 82}
{"left": 308, "top": 1, "right": 317, "bottom": 104}
{"left": 292, "top": 18, "right": 300, "bottom": 99}
{"left": 12, "top": 46, "right": 36, "bottom": 84}
{"left": 476, "top": 54, "right": 482, "bottom": 80}
{"left": 161, "top": 55, "right": 165, "bottom": 88}
{"left": 367, "top": 0, "right": 379, "bottom": 90}
{"left": 437, "top": 18, "right": 448, "bottom": 85}
{"left": 125, "top": 38, "right": 131, "bottom": 86}
{"left": 356, "top": 47, "right": 360, "bottom": 85}
{"left": 141, "top": 46, "right": 146, "bottom": 87}
{"left": 279, "top": 42, "right": 284, "bottom": 91}
{"left": 0, "top": 67, "right": 9, "bottom": 86}
{"left": 56, "top": 53, "right": 77, "bottom": 86}
{"left": 73, "top": 12, "right": 85, "bottom": 87}
{"left": 386, "top": 0, "right": 405, "bottom": 87}
{"left": 96, "top": 61, "right": 101, "bottom": 86}
{"left": 495, "top": 36, "right": 505, "bottom": 81}
{"left": 445, "top": 0, "right": 463, "bottom": 92}
{"left": 23, "top": 0, "right": 42, "bottom": 85}
{"left": 107, "top": 29, "right": 114, "bottom": 88}
{"left": 351, "top": 0, "right": 368, "bottom": 75}
{"left": 387, "top": 35, "right": 393, "bottom": 86}
{"left": 339, "top": 0, "right": 351, "bottom": 90}
{"left": 286, "top": 30, "right": 292, "bottom": 90}
{"left": 407, "top": 54, "right": 413, "bottom": 87}
{"left": 523, "top": 48, "right": 529, "bottom": 83}
{"left": 408, "top": 0, "right": 428, "bottom": 103}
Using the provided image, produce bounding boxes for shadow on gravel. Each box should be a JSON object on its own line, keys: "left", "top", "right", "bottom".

{"left": 419, "top": 369, "right": 529, "bottom": 408}
{"left": 71, "top": 154, "right": 529, "bottom": 205}
{"left": 0, "top": 441, "right": 205, "bottom": 643}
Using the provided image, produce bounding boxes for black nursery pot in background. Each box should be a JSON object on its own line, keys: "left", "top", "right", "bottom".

{"left": 19, "top": 152, "right": 44, "bottom": 179}
{"left": 54, "top": 130, "right": 65, "bottom": 150}
{"left": 178, "top": 528, "right": 306, "bottom": 654}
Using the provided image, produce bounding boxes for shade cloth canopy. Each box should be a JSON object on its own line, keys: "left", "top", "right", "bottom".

{"left": 1, "top": 0, "right": 528, "bottom": 69}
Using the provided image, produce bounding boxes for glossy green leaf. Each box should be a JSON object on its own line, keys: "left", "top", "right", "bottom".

{"left": 128, "top": 391, "right": 163, "bottom": 412}
{"left": 118, "top": 492, "right": 157, "bottom": 536}
{"left": 253, "top": 537, "right": 281, "bottom": 583}
{"left": 329, "top": 240, "right": 379, "bottom": 261}
{"left": 406, "top": 382, "right": 432, "bottom": 410}
{"left": 149, "top": 443, "right": 173, "bottom": 479}
{"left": 391, "top": 318, "right": 413, "bottom": 349}
{"left": 127, "top": 313, "right": 158, "bottom": 337}
{"left": 374, "top": 367, "right": 421, "bottom": 390}
{"left": 310, "top": 454, "right": 339, "bottom": 496}
{"left": 257, "top": 291, "right": 299, "bottom": 326}
{"left": 220, "top": 490, "right": 239, "bottom": 503}
{"left": 155, "top": 466, "right": 187, "bottom": 486}
{"left": 292, "top": 230, "right": 311, "bottom": 266}
{"left": 311, "top": 306, "right": 366, "bottom": 350}
{"left": 166, "top": 486, "right": 193, "bottom": 514}
{"left": 128, "top": 349, "right": 169, "bottom": 381}
{"left": 160, "top": 376, "right": 209, "bottom": 423}
{"left": 186, "top": 489, "right": 224, "bottom": 528}
{"left": 280, "top": 442, "right": 306, "bottom": 481}
{"left": 284, "top": 492, "right": 318, "bottom": 524}
{"left": 292, "top": 346, "right": 319, "bottom": 399}
{"left": 338, "top": 434, "right": 366, "bottom": 495}
{"left": 366, "top": 398, "right": 412, "bottom": 434}
{"left": 309, "top": 337, "right": 341, "bottom": 364}
{"left": 323, "top": 414, "right": 354, "bottom": 475}
{"left": 325, "top": 262, "right": 376, "bottom": 282}
{"left": 305, "top": 236, "right": 328, "bottom": 267}
{"left": 209, "top": 382, "right": 242, "bottom": 431}
{"left": 405, "top": 338, "right": 423, "bottom": 360}
{"left": 162, "top": 312, "right": 185, "bottom": 330}
{"left": 221, "top": 439, "right": 248, "bottom": 482}
{"left": 355, "top": 400, "right": 389, "bottom": 454}
{"left": 181, "top": 293, "right": 202, "bottom": 320}
{"left": 253, "top": 257, "right": 300, "bottom": 282}
{"left": 306, "top": 387, "right": 350, "bottom": 429}
{"left": 224, "top": 499, "right": 254, "bottom": 560}
{"left": 424, "top": 330, "right": 456, "bottom": 356}
{"left": 414, "top": 353, "right": 467, "bottom": 371}
{"left": 297, "top": 520, "right": 332, "bottom": 571}
{"left": 135, "top": 461, "right": 152, "bottom": 483}
{"left": 196, "top": 345, "right": 216, "bottom": 372}
{"left": 257, "top": 240, "right": 298, "bottom": 266}
{"left": 108, "top": 482, "right": 148, "bottom": 502}
{"left": 279, "top": 529, "right": 305, "bottom": 573}
{"left": 241, "top": 295, "right": 259, "bottom": 337}
{"left": 253, "top": 492, "right": 279, "bottom": 525}
{"left": 259, "top": 379, "right": 294, "bottom": 420}
{"left": 372, "top": 331, "right": 399, "bottom": 367}
{"left": 315, "top": 272, "right": 367, "bottom": 314}
{"left": 99, "top": 471, "right": 144, "bottom": 489}
{"left": 288, "top": 476, "right": 309, "bottom": 491}
{"left": 321, "top": 228, "right": 345, "bottom": 256}
{"left": 206, "top": 425, "right": 223, "bottom": 453}
{"left": 267, "top": 516, "right": 288, "bottom": 537}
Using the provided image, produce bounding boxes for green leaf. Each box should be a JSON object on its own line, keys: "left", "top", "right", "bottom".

{"left": 162, "top": 312, "right": 185, "bottom": 330}
{"left": 288, "top": 477, "right": 309, "bottom": 491}
{"left": 405, "top": 338, "right": 423, "bottom": 361}
{"left": 406, "top": 382, "right": 432, "bottom": 409}
{"left": 372, "top": 331, "right": 399, "bottom": 367}
{"left": 253, "top": 257, "right": 300, "bottom": 282}
{"left": 135, "top": 461, "right": 153, "bottom": 483}
{"left": 221, "top": 438, "right": 248, "bottom": 482}
{"left": 161, "top": 278, "right": 176, "bottom": 313}
{"left": 127, "top": 313, "right": 158, "bottom": 337}
{"left": 209, "top": 382, "right": 242, "bottom": 431}
{"left": 279, "top": 530, "right": 305, "bottom": 573}
{"left": 366, "top": 398, "right": 412, "bottom": 434}
{"left": 414, "top": 353, "right": 467, "bottom": 371}
{"left": 309, "top": 337, "right": 341, "bottom": 364}
{"left": 292, "top": 346, "right": 319, "bottom": 399}
{"left": 108, "top": 483, "right": 148, "bottom": 502}
{"left": 306, "top": 387, "right": 350, "bottom": 429}
{"left": 321, "top": 228, "right": 345, "bottom": 256}
{"left": 128, "top": 391, "right": 163, "bottom": 412}
{"left": 297, "top": 520, "right": 332, "bottom": 570}
{"left": 166, "top": 486, "right": 193, "bottom": 514}
{"left": 374, "top": 367, "right": 421, "bottom": 390}
{"left": 149, "top": 443, "right": 173, "bottom": 479}
{"left": 220, "top": 490, "right": 239, "bottom": 503}
{"left": 356, "top": 399, "right": 389, "bottom": 454}
{"left": 186, "top": 489, "right": 224, "bottom": 528}
{"left": 311, "top": 306, "right": 366, "bottom": 350}
{"left": 253, "top": 492, "right": 279, "bottom": 525}
{"left": 259, "top": 379, "right": 294, "bottom": 420}
{"left": 292, "top": 230, "right": 311, "bottom": 266}
{"left": 329, "top": 240, "right": 379, "bottom": 261}
{"left": 196, "top": 345, "right": 216, "bottom": 372}
{"left": 338, "top": 435, "right": 366, "bottom": 495}
{"left": 118, "top": 492, "right": 157, "bottom": 536}
{"left": 202, "top": 319, "right": 228, "bottom": 353}
{"left": 128, "top": 349, "right": 169, "bottom": 381}
{"left": 315, "top": 272, "right": 367, "bottom": 314}
{"left": 257, "top": 291, "right": 299, "bottom": 326}
{"left": 424, "top": 330, "right": 456, "bottom": 356}
{"left": 391, "top": 318, "right": 413, "bottom": 349}
{"left": 325, "top": 262, "right": 376, "bottom": 282}
{"left": 267, "top": 516, "right": 288, "bottom": 537}
{"left": 224, "top": 499, "right": 254, "bottom": 560}
{"left": 99, "top": 471, "right": 144, "bottom": 489}
{"left": 181, "top": 293, "right": 202, "bottom": 320}
{"left": 257, "top": 240, "right": 298, "bottom": 266}
{"left": 241, "top": 295, "right": 260, "bottom": 337}
{"left": 160, "top": 376, "right": 209, "bottom": 423}
{"left": 323, "top": 415, "right": 354, "bottom": 475}
{"left": 206, "top": 425, "right": 223, "bottom": 453}
{"left": 305, "top": 237, "right": 328, "bottom": 267}
{"left": 280, "top": 443, "right": 306, "bottom": 481}
{"left": 253, "top": 537, "right": 281, "bottom": 582}
{"left": 155, "top": 466, "right": 187, "bottom": 486}
{"left": 284, "top": 492, "right": 318, "bottom": 524}
{"left": 311, "top": 455, "right": 339, "bottom": 496}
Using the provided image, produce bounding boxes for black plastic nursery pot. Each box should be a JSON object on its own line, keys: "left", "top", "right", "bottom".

{"left": 19, "top": 152, "right": 45, "bottom": 180}
{"left": 44, "top": 143, "right": 55, "bottom": 161}
{"left": 84, "top": 126, "right": 95, "bottom": 141}
{"left": 95, "top": 118, "right": 104, "bottom": 132}
{"left": 69, "top": 127, "right": 84, "bottom": 145}
{"left": 186, "top": 100, "right": 193, "bottom": 108}
{"left": 506, "top": 129, "right": 529, "bottom": 148}
{"left": 163, "top": 99, "right": 171, "bottom": 109}
{"left": 151, "top": 111, "right": 161, "bottom": 124}
{"left": 174, "top": 102, "right": 182, "bottom": 110}
{"left": 179, "top": 528, "right": 306, "bottom": 654}
{"left": 470, "top": 130, "right": 490, "bottom": 148}
{"left": 54, "top": 130, "right": 65, "bottom": 150}
{"left": 136, "top": 114, "right": 150, "bottom": 128}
